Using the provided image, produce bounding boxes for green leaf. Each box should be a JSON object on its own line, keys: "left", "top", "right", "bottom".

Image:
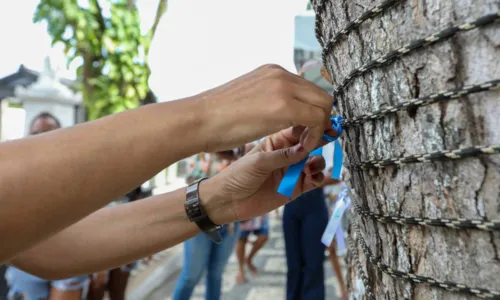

{"left": 103, "top": 35, "right": 117, "bottom": 53}
{"left": 33, "top": 0, "right": 166, "bottom": 120}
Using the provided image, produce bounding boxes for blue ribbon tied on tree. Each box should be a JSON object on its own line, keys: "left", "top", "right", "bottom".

{"left": 277, "top": 116, "right": 344, "bottom": 198}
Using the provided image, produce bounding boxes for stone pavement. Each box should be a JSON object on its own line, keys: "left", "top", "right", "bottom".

{"left": 152, "top": 212, "right": 346, "bottom": 300}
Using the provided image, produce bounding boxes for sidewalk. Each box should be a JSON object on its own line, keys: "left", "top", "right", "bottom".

{"left": 128, "top": 210, "right": 346, "bottom": 300}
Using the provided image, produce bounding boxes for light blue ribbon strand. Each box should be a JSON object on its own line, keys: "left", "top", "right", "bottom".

{"left": 321, "top": 186, "right": 351, "bottom": 247}
{"left": 278, "top": 116, "right": 344, "bottom": 198}
{"left": 331, "top": 140, "right": 343, "bottom": 179}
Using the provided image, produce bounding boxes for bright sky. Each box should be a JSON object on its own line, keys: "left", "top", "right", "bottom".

{"left": 0, "top": 0, "right": 161, "bottom": 79}
{"left": 149, "top": 0, "right": 307, "bottom": 101}
{"left": 0, "top": 0, "right": 309, "bottom": 99}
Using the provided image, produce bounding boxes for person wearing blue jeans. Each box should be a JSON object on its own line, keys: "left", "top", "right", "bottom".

{"left": 173, "top": 223, "right": 240, "bottom": 300}
{"left": 5, "top": 266, "right": 89, "bottom": 300}
{"left": 283, "top": 188, "right": 329, "bottom": 300}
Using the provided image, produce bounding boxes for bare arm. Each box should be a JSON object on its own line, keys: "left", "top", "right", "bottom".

{"left": 0, "top": 65, "right": 333, "bottom": 262}
{"left": 0, "top": 98, "right": 206, "bottom": 262}
{"left": 10, "top": 186, "right": 199, "bottom": 279}
{"left": 11, "top": 124, "right": 331, "bottom": 279}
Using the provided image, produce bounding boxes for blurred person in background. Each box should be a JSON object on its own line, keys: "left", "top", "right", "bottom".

{"left": 235, "top": 214, "right": 269, "bottom": 284}
{"left": 173, "top": 148, "right": 245, "bottom": 300}
{"left": 282, "top": 187, "right": 328, "bottom": 300}
{"left": 5, "top": 112, "right": 90, "bottom": 300}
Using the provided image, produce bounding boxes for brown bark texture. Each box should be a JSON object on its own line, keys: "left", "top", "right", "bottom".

{"left": 315, "top": 0, "right": 500, "bottom": 299}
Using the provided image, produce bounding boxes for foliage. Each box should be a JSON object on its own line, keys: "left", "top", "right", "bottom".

{"left": 34, "top": 0, "right": 166, "bottom": 120}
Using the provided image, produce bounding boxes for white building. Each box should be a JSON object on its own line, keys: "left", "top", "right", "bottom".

{"left": 0, "top": 57, "right": 84, "bottom": 141}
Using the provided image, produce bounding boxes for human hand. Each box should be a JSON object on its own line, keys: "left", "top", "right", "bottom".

{"left": 200, "top": 126, "right": 332, "bottom": 225}
{"left": 199, "top": 64, "right": 333, "bottom": 153}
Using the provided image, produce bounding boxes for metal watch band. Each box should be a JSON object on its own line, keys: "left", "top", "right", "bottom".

{"left": 185, "top": 177, "right": 222, "bottom": 244}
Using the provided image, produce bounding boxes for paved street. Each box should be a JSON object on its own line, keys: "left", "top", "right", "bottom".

{"left": 145, "top": 213, "right": 345, "bottom": 300}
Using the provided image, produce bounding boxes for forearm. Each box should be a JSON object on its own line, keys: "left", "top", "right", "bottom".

{"left": 0, "top": 65, "right": 334, "bottom": 263}
{"left": 10, "top": 187, "right": 200, "bottom": 279}
{"left": 0, "top": 97, "right": 208, "bottom": 262}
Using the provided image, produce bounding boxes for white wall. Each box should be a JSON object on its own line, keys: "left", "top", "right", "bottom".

{"left": 1, "top": 105, "right": 26, "bottom": 141}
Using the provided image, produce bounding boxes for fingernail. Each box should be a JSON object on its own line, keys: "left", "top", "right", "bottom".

{"left": 295, "top": 144, "right": 304, "bottom": 153}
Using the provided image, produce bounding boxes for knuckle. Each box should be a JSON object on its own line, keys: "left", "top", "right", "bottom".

{"left": 278, "top": 148, "right": 291, "bottom": 162}
{"left": 266, "top": 65, "right": 289, "bottom": 80}
{"left": 262, "top": 63, "right": 285, "bottom": 72}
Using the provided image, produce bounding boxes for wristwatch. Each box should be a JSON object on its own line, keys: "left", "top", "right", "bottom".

{"left": 185, "top": 177, "right": 222, "bottom": 243}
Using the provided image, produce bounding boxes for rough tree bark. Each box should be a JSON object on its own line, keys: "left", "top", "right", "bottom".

{"left": 315, "top": 0, "right": 500, "bottom": 299}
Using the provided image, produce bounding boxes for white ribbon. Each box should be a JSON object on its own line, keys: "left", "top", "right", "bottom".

{"left": 321, "top": 185, "right": 351, "bottom": 249}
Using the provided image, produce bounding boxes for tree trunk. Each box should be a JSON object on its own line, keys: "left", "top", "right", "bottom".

{"left": 315, "top": 0, "right": 500, "bottom": 299}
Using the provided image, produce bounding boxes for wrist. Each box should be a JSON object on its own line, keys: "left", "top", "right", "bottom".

{"left": 198, "top": 178, "right": 234, "bottom": 225}
{"left": 193, "top": 93, "right": 245, "bottom": 153}
{"left": 155, "top": 97, "right": 209, "bottom": 160}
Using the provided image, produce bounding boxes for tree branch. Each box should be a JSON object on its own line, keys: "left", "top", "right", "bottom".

{"left": 90, "top": 0, "right": 106, "bottom": 33}
{"left": 150, "top": 0, "right": 167, "bottom": 42}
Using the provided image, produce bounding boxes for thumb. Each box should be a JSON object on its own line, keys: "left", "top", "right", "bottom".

{"left": 257, "top": 144, "right": 309, "bottom": 172}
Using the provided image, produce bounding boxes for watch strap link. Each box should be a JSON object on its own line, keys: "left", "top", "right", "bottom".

{"left": 185, "top": 177, "right": 222, "bottom": 244}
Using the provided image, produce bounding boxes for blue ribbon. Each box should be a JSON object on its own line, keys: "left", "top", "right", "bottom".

{"left": 277, "top": 116, "right": 344, "bottom": 198}
{"left": 323, "top": 116, "right": 344, "bottom": 180}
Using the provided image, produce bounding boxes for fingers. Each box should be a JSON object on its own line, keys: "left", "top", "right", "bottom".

{"left": 293, "top": 172, "right": 325, "bottom": 198}
{"left": 310, "top": 172, "right": 325, "bottom": 186}
{"left": 291, "top": 80, "right": 332, "bottom": 115}
{"left": 264, "top": 126, "right": 306, "bottom": 152}
{"left": 303, "top": 156, "right": 326, "bottom": 175}
{"left": 300, "top": 172, "right": 325, "bottom": 194}
{"left": 304, "top": 124, "right": 325, "bottom": 152}
{"left": 254, "top": 144, "right": 308, "bottom": 172}
{"left": 281, "top": 100, "right": 329, "bottom": 151}
{"left": 290, "top": 92, "right": 332, "bottom": 151}
{"left": 205, "top": 64, "right": 334, "bottom": 154}
{"left": 265, "top": 67, "right": 332, "bottom": 152}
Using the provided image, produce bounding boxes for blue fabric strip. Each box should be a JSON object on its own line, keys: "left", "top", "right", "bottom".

{"left": 331, "top": 140, "right": 343, "bottom": 179}
{"left": 278, "top": 116, "right": 344, "bottom": 198}
{"left": 277, "top": 147, "right": 323, "bottom": 198}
